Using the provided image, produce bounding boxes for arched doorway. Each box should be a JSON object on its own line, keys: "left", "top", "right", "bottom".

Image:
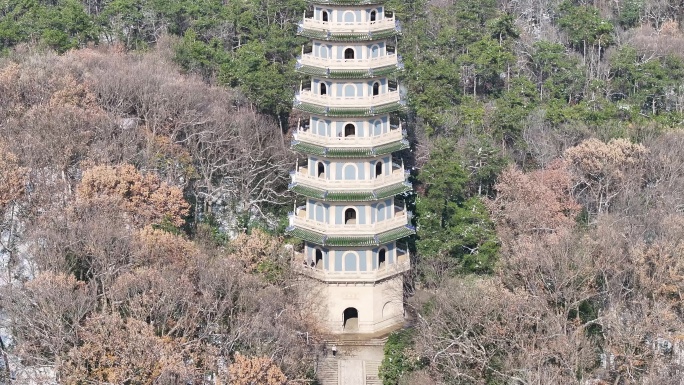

{"left": 343, "top": 307, "right": 359, "bottom": 331}
{"left": 372, "top": 82, "right": 380, "bottom": 96}
{"left": 317, "top": 162, "right": 325, "bottom": 178}
{"left": 375, "top": 161, "right": 383, "bottom": 177}
{"left": 344, "top": 123, "right": 356, "bottom": 137}
{"left": 315, "top": 249, "right": 323, "bottom": 269}
{"left": 370, "top": 10, "right": 377, "bottom": 22}
{"left": 344, "top": 208, "right": 357, "bottom": 224}
{"left": 344, "top": 48, "right": 355, "bottom": 60}
{"left": 320, "top": 83, "right": 327, "bottom": 95}
{"left": 322, "top": 10, "right": 328, "bottom": 22}
{"left": 378, "top": 249, "right": 386, "bottom": 268}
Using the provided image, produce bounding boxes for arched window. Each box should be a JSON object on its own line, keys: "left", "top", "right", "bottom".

{"left": 378, "top": 249, "right": 386, "bottom": 268}
{"left": 344, "top": 123, "right": 356, "bottom": 137}
{"left": 372, "top": 82, "right": 380, "bottom": 96}
{"left": 370, "top": 45, "right": 379, "bottom": 58}
{"left": 344, "top": 208, "right": 357, "bottom": 224}
{"left": 317, "top": 120, "right": 327, "bottom": 136}
{"left": 344, "top": 84, "right": 356, "bottom": 97}
{"left": 322, "top": 10, "right": 328, "bottom": 22}
{"left": 375, "top": 161, "right": 383, "bottom": 177}
{"left": 343, "top": 307, "right": 358, "bottom": 331}
{"left": 343, "top": 251, "right": 358, "bottom": 271}
{"left": 344, "top": 48, "right": 355, "bottom": 60}
{"left": 320, "top": 83, "right": 327, "bottom": 95}
{"left": 317, "top": 162, "right": 325, "bottom": 178}
{"left": 373, "top": 120, "right": 382, "bottom": 136}
{"left": 320, "top": 46, "right": 328, "bottom": 58}
{"left": 343, "top": 11, "right": 355, "bottom": 23}
{"left": 377, "top": 203, "right": 386, "bottom": 221}
{"left": 315, "top": 249, "right": 323, "bottom": 269}
{"left": 314, "top": 202, "right": 325, "bottom": 222}
{"left": 370, "top": 10, "right": 377, "bottom": 22}
{"left": 343, "top": 164, "right": 358, "bottom": 180}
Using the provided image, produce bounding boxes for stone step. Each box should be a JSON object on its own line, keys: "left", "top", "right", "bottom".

{"left": 316, "top": 358, "right": 339, "bottom": 385}
{"left": 324, "top": 338, "right": 387, "bottom": 347}
{"left": 365, "top": 360, "right": 383, "bottom": 385}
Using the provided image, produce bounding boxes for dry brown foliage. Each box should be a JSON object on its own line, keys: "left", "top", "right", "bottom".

{"left": 59, "top": 313, "right": 214, "bottom": 384}
{"left": 0, "top": 143, "right": 28, "bottom": 210}
{"left": 0, "top": 273, "right": 96, "bottom": 364}
{"left": 77, "top": 164, "right": 189, "bottom": 227}
{"left": 133, "top": 225, "right": 198, "bottom": 267}
{"left": 227, "top": 353, "right": 287, "bottom": 385}
{"left": 564, "top": 138, "right": 647, "bottom": 219}
{"left": 489, "top": 160, "right": 580, "bottom": 243}
{"left": 228, "top": 229, "right": 285, "bottom": 273}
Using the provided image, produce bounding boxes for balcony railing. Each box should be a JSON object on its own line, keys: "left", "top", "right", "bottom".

{"left": 291, "top": 162, "right": 408, "bottom": 190}
{"left": 288, "top": 206, "right": 410, "bottom": 235}
{"left": 296, "top": 89, "right": 401, "bottom": 108}
{"left": 301, "top": 14, "right": 396, "bottom": 33}
{"left": 293, "top": 251, "right": 410, "bottom": 282}
{"left": 298, "top": 52, "right": 399, "bottom": 71}
{"left": 294, "top": 123, "right": 404, "bottom": 147}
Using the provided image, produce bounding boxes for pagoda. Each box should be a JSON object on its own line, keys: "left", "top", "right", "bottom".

{"left": 287, "top": 0, "right": 414, "bottom": 334}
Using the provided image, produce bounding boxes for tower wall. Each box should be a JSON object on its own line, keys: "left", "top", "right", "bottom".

{"left": 288, "top": 0, "right": 412, "bottom": 335}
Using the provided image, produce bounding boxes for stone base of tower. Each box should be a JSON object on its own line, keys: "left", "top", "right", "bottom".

{"left": 298, "top": 275, "right": 405, "bottom": 335}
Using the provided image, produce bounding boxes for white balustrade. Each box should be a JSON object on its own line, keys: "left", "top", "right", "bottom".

{"left": 291, "top": 164, "right": 407, "bottom": 191}
{"left": 293, "top": 251, "right": 410, "bottom": 282}
{"left": 289, "top": 208, "right": 409, "bottom": 235}
{"left": 297, "top": 89, "right": 400, "bottom": 108}
{"left": 302, "top": 16, "right": 396, "bottom": 33}
{"left": 299, "top": 53, "right": 398, "bottom": 70}
{"left": 294, "top": 124, "right": 403, "bottom": 147}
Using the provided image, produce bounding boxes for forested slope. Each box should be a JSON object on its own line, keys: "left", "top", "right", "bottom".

{"left": 1, "top": 0, "right": 684, "bottom": 384}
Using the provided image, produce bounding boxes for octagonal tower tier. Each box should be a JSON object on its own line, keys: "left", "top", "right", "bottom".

{"left": 288, "top": 0, "right": 413, "bottom": 335}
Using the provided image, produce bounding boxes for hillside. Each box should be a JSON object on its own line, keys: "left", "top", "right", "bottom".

{"left": 1, "top": 0, "right": 684, "bottom": 384}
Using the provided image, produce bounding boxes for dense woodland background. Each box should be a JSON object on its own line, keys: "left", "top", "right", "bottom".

{"left": 1, "top": 0, "right": 684, "bottom": 384}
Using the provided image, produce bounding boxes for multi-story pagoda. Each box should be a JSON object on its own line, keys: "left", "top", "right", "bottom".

{"left": 287, "top": 0, "right": 414, "bottom": 334}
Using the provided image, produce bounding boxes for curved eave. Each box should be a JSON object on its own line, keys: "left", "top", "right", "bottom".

{"left": 291, "top": 139, "right": 409, "bottom": 158}
{"left": 293, "top": 101, "right": 406, "bottom": 117}
{"left": 298, "top": 28, "right": 400, "bottom": 41}
{"left": 286, "top": 225, "right": 415, "bottom": 247}
{"left": 296, "top": 64, "right": 402, "bottom": 79}
{"left": 289, "top": 181, "right": 411, "bottom": 201}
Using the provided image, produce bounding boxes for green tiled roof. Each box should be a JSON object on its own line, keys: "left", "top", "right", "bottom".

{"left": 299, "top": 28, "right": 399, "bottom": 42}
{"left": 374, "top": 140, "right": 409, "bottom": 155}
{"left": 326, "top": 236, "right": 376, "bottom": 247}
{"left": 374, "top": 182, "right": 411, "bottom": 199}
{"left": 294, "top": 102, "right": 405, "bottom": 117}
{"left": 297, "top": 65, "right": 328, "bottom": 77}
{"left": 326, "top": 147, "right": 373, "bottom": 157}
{"left": 296, "top": 64, "right": 401, "bottom": 79}
{"left": 289, "top": 181, "right": 411, "bottom": 201}
{"left": 374, "top": 102, "right": 406, "bottom": 114}
{"left": 287, "top": 225, "right": 415, "bottom": 246}
{"left": 327, "top": 107, "right": 373, "bottom": 117}
{"left": 286, "top": 227, "right": 326, "bottom": 244}
{"left": 328, "top": 69, "right": 371, "bottom": 79}
{"left": 291, "top": 141, "right": 326, "bottom": 156}
{"left": 294, "top": 102, "right": 327, "bottom": 115}
{"left": 377, "top": 226, "right": 415, "bottom": 244}
{"left": 291, "top": 139, "right": 408, "bottom": 158}
{"left": 290, "top": 184, "right": 326, "bottom": 199}
{"left": 325, "top": 191, "right": 376, "bottom": 201}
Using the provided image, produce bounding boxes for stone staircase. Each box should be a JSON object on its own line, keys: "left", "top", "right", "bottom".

{"left": 315, "top": 342, "right": 385, "bottom": 385}
{"left": 364, "top": 360, "right": 383, "bottom": 385}
{"left": 316, "top": 357, "right": 339, "bottom": 385}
